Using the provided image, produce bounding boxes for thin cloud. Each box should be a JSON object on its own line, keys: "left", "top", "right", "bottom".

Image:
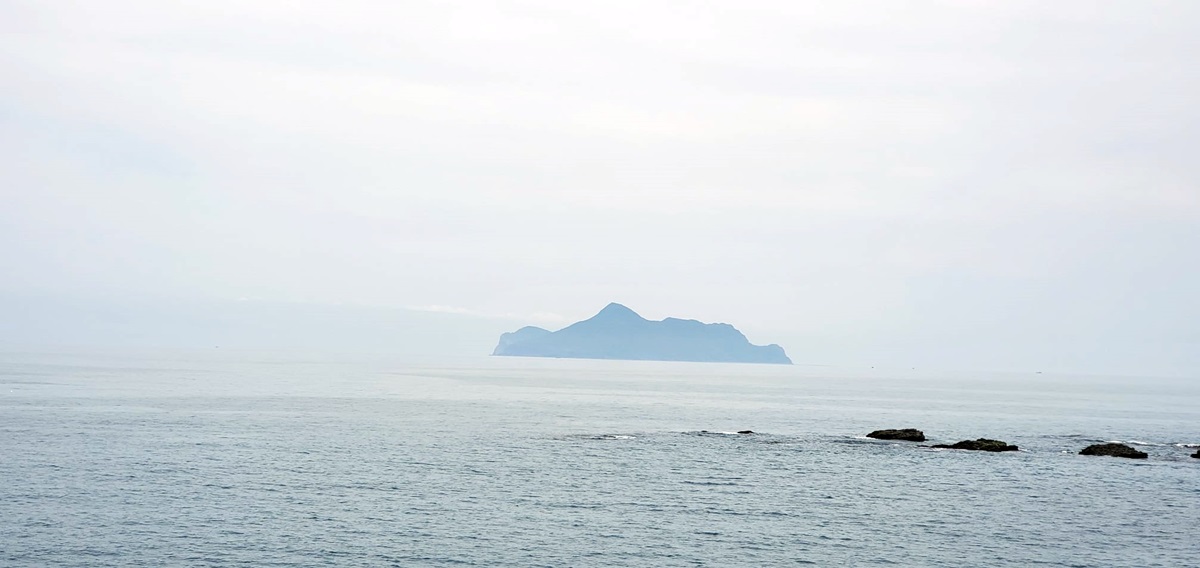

{"left": 406, "top": 305, "right": 568, "bottom": 325}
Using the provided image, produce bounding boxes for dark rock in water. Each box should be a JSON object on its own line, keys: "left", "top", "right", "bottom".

{"left": 866, "top": 428, "right": 926, "bottom": 442}
{"left": 1079, "top": 443, "right": 1147, "bottom": 459}
{"left": 492, "top": 302, "right": 792, "bottom": 364}
{"left": 737, "top": 430, "right": 754, "bottom": 434}
{"left": 931, "top": 438, "right": 1019, "bottom": 452}
{"left": 1192, "top": 450, "right": 1200, "bottom": 459}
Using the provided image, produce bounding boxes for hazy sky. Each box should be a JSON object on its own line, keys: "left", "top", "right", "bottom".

{"left": 2, "top": 1, "right": 1197, "bottom": 374}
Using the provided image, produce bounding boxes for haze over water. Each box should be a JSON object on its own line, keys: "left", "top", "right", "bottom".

{"left": 3, "top": 351, "right": 1197, "bottom": 567}
{"left": 5, "top": 2, "right": 1199, "bottom": 565}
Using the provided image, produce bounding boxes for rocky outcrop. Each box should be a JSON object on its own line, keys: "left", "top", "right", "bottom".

{"left": 737, "top": 430, "right": 754, "bottom": 434}
{"left": 1079, "top": 443, "right": 1147, "bottom": 459}
{"left": 866, "top": 429, "right": 926, "bottom": 442}
{"left": 492, "top": 303, "right": 792, "bottom": 364}
{"left": 932, "top": 438, "right": 1019, "bottom": 452}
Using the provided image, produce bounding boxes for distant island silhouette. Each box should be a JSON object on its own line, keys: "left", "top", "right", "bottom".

{"left": 492, "top": 303, "right": 792, "bottom": 364}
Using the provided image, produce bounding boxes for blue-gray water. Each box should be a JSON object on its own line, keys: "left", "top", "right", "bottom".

{"left": 2, "top": 351, "right": 1197, "bottom": 567}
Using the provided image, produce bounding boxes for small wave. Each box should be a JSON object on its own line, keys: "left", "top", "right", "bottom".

{"left": 1109, "top": 440, "right": 1167, "bottom": 447}
{"left": 837, "top": 437, "right": 888, "bottom": 446}
{"left": 558, "top": 434, "right": 636, "bottom": 441}
{"left": 1174, "top": 443, "right": 1200, "bottom": 448}
{"left": 683, "top": 481, "right": 738, "bottom": 486}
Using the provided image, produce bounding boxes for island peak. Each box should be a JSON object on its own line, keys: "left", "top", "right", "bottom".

{"left": 590, "top": 302, "right": 644, "bottom": 321}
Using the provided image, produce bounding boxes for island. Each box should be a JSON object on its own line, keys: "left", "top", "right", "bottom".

{"left": 491, "top": 303, "right": 792, "bottom": 364}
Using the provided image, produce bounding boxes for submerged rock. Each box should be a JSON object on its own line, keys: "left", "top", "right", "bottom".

{"left": 932, "top": 438, "right": 1019, "bottom": 452}
{"left": 866, "top": 428, "right": 926, "bottom": 442}
{"left": 1079, "top": 443, "right": 1147, "bottom": 459}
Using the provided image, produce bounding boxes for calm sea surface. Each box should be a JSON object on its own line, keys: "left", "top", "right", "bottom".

{"left": 1, "top": 351, "right": 1197, "bottom": 567}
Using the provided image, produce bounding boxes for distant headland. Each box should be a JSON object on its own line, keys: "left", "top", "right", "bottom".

{"left": 492, "top": 303, "right": 792, "bottom": 365}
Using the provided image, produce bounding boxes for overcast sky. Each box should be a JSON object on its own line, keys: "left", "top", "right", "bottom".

{"left": 2, "top": 1, "right": 1197, "bottom": 374}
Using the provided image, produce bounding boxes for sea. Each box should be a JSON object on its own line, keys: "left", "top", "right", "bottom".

{"left": 1, "top": 350, "right": 1197, "bottom": 567}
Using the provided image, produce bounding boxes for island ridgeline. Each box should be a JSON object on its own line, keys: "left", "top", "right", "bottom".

{"left": 492, "top": 303, "right": 791, "bottom": 364}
